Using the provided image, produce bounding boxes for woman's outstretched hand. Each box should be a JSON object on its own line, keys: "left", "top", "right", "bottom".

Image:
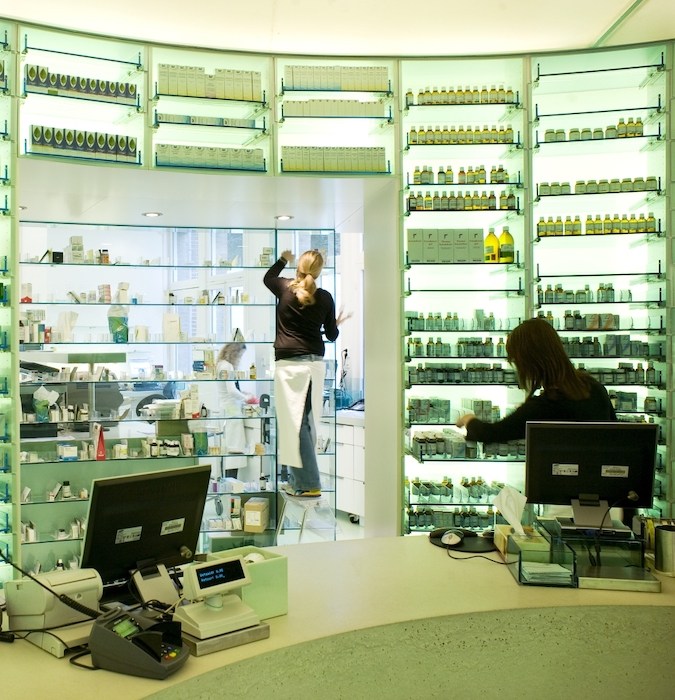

{"left": 280, "top": 250, "right": 295, "bottom": 264}
{"left": 336, "top": 307, "right": 353, "bottom": 326}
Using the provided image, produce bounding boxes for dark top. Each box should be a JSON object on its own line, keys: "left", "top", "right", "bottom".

{"left": 264, "top": 257, "right": 339, "bottom": 360}
{"left": 465, "top": 375, "right": 617, "bottom": 444}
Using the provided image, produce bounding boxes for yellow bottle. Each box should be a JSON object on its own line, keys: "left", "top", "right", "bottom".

{"left": 498, "top": 226, "right": 514, "bottom": 263}
{"left": 484, "top": 228, "right": 499, "bottom": 263}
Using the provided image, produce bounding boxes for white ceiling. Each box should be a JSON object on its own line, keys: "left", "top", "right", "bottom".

{"left": 2, "top": 0, "right": 674, "bottom": 57}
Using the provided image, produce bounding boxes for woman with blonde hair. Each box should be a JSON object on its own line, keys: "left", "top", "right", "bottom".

{"left": 216, "top": 342, "right": 250, "bottom": 455}
{"left": 264, "top": 249, "right": 350, "bottom": 497}
{"left": 456, "top": 317, "right": 616, "bottom": 443}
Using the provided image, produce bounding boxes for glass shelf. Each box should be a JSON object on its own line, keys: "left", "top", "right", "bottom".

{"left": 21, "top": 453, "right": 300, "bottom": 467}
{"left": 20, "top": 300, "right": 276, "bottom": 308}
{"left": 534, "top": 98, "right": 663, "bottom": 120}
{"left": 536, "top": 300, "right": 664, "bottom": 308}
{"left": 536, "top": 266, "right": 663, "bottom": 279}
{"left": 535, "top": 188, "right": 662, "bottom": 201}
{"left": 406, "top": 382, "right": 519, "bottom": 387}
{"left": 535, "top": 55, "right": 665, "bottom": 82}
{"left": 21, "top": 378, "right": 273, "bottom": 387}
{"left": 406, "top": 140, "right": 522, "bottom": 151}
{"left": 406, "top": 178, "right": 523, "bottom": 189}
{"left": 21, "top": 498, "right": 89, "bottom": 506}
{"left": 154, "top": 90, "right": 267, "bottom": 110}
{"left": 20, "top": 339, "right": 275, "bottom": 347}
{"left": 23, "top": 34, "right": 143, "bottom": 70}
{"left": 153, "top": 112, "right": 267, "bottom": 133}
{"left": 406, "top": 207, "right": 522, "bottom": 215}
{"left": 20, "top": 260, "right": 285, "bottom": 271}
{"left": 154, "top": 158, "right": 266, "bottom": 173}
{"left": 534, "top": 132, "right": 664, "bottom": 151}
{"left": 24, "top": 146, "right": 141, "bottom": 166}
{"left": 21, "top": 537, "right": 84, "bottom": 546}
{"left": 535, "top": 231, "right": 663, "bottom": 241}
{"left": 280, "top": 80, "right": 393, "bottom": 97}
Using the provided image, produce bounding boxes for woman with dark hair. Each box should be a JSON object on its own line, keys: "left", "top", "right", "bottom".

{"left": 264, "top": 249, "right": 350, "bottom": 497}
{"left": 455, "top": 317, "right": 616, "bottom": 443}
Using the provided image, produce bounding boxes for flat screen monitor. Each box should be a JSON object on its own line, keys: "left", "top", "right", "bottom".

{"left": 525, "top": 421, "right": 658, "bottom": 528}
{"left": 81, "top": 464, "right": 212, "bottom": 594}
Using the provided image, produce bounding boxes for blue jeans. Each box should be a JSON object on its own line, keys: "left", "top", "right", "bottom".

{"left": 281, "top": 354, "right": 323, "bottom": 492}
{"left": 286, "top": 385, "right": 321, "bottom": 491}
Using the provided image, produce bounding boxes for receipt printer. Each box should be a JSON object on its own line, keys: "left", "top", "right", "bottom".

{"left": 5, "top": 569, "right": 102, "bottom": 630}
{"left": 89, "top": 608, "right": 189, "bottom": 679}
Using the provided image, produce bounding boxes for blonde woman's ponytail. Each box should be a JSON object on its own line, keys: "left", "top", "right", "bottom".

{"left": 289, "top": 250, "right": 323, "bottom": 307}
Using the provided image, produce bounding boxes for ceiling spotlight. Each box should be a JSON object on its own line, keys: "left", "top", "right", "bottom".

{"left": 142, "top": 211, "right": 163, "bottom": 218}
{"left": 275, "top": 215, "right": 293, "bottom": 221}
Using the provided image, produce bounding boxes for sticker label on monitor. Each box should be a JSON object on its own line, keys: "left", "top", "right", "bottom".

{"left": 601, "top": 465, "right": 629, "bottom": 478}
{"left": 115, "top": 526, "right": 142, "bottom": 544}
{"left": 160, "top": 517, "right": 186, "bottom": 536}
{"left": 552, "top": 463, "right": 579, "bottom": 476}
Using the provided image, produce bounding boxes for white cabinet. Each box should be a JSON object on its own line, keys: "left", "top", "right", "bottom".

{"left": 336, "top": 411, "right": 365, "bottom": 520}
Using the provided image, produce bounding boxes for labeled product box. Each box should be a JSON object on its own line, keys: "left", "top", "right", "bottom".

{"left": 467, "top": 228, "right": 484, "bottom": 262}
{"left": 243, "top": 497, "right": 269, "bottom": 533}
{"left": 453, "top": 229, "right": 470, "bottom": 263}
{"left": 206, "top": 545, "right": 288, "bottom": 620}
{"left": 438, "top": 229, "right": 454, "bottom": 263}
{"left": 407, "top": 229, "right": 424, "bottom": 263}
{"left": 422, "top": 229, "right": 438, "bottom": 263}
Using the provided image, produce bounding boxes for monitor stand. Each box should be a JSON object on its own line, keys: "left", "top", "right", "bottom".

{"left": 173, "top": 593, "right": 260, "bottom": 640}
{"left": 570, "top": 496, "right": 611, "bottom": 529}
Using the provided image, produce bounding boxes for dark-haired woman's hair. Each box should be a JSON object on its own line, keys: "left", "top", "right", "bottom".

{"left": 505, "top": 318, "right": 590, "bottom": 400}
{"left": 289, "top": 250, "right": 324, "bottom": 307}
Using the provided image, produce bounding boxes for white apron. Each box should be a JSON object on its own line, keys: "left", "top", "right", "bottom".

{"left": 274, "top": 359, "right": 326, "bottom": 468}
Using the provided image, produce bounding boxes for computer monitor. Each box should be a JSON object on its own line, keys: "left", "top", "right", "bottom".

{"left": 81, "top": 464, "right": 212, "bottom": 599}
{"left": 525, "top": 421, "right": 658, "bottom": 529}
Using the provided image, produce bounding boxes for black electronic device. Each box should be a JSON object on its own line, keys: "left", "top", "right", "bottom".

{"left": 89, "top": 608, "right": 189, "bottom": 679}
{"left": 80, "top": 464, "right": 212, "bottom": 602}
{"left": 525, "top": 421, "right": 658, "bottom": 529}
{"left": 429, "top": 528, "right": 497, "bottom": 553}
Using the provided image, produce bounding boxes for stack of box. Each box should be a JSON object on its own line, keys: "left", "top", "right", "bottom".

{"left": 281, "top": 146, "right": 386, "bottom": 173}
{"left": 283, "top": 99, "right": 383, "bottom": 118}
{"left": 283, "top": 65, "right": 389, "bottom": 92}
{"left": 97, "top": 284, "right": 111, "bottom": 304}
{"left": 64, "top": 235, "right": 84, "bottom": 263}
{"left": 155, "top": 144, "right": 265, "bottom": 171}
{"left": 156, "top": 64, "right": 263, "bottom": 102}
{"left": 30, "top": 125, "right": 137, "bottom": 163}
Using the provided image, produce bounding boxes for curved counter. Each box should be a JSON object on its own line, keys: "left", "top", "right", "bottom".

{"left": 6, "top": 536, "right": 675, "bottom": 698}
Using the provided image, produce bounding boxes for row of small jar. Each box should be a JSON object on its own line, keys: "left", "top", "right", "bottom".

{"left": 542, "top": 117, "right": 644, "bottom": 143}
{"left": 411, "top": 163, "right": 512, "bottom": 185}
{"left": 408, "top": 507, "right": 497, "bottom": 530}
{"left": 409, "top": 124, "right": 516, "bottom": 145}
{"left": 406, "top": 310, "right": 502, "bottom": 332}
{"left": 407, "top": 190, "right": 516, "bottom": 211}
{"left": 410, "top": 474, "right": 498, "bottom": 503}
{"left": 539, "top": 176, "right": 658, "bottom": 196}
{"left": 408, "top": 336, "right": 507, "bottom": 359}
{"left": 408, "top": 85, "right": 516, "bottom": 106}
{"left": 407, "top": 363, "right": 517, "bottom": 385}
{"left": 558, "top": 335, "right": 662, "bottom": 360}
{"left": 537, "top": 212, "right": 658, "bottom": 237}
{"left": 579, "top": 362, "right": 661, "bottom": 386}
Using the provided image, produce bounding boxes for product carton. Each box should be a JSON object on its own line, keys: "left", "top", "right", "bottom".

{"left": 243, "top": 497, "right": 269, "bottom": 534}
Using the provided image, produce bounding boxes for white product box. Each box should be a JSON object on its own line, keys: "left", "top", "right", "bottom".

{"left": 422, "top": 229, "right": 439, "bottom": 263}
{"left": 195, "top": 67, "right": 206, "bottom": 98}
{"left": 407, "top": 229, "right": 425, "bottom": 264}
{"left": 157, "top": 63, "right": 170, "bottom": 93}
{"left": 242, "top": 70, "right": 253, "bottom": 101}
{"left": 438, "top": 229, "right": 454, "bottom": 263}
{"left": 453, "top": 229, "right": 470, "bottom": 263}
{"left": 176, "top": 65, "right": 188, "bottom": 96}
{"left": 467, "top": 228, "right": 484, "bottom": 263}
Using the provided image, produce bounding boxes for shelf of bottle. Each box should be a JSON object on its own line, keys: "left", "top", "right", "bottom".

{"left": 407, "top": 353, "right": 665, "bottom": 364}
{"left": 406, "top": 287, "right": 524, "bottom": 296}
{"left": 19, "top": 414, "right": 273, "bottom": 428}
{"left": 406, "top": 257, "right": 522, "bottom": 270}
{"left": 20, "top": 452, "right": 291, "bottom": 467}
{"left": 153, "top": 90, "right": 267, "bottom": 110}
{"left": 405, "top": 355, "right": 507, "bottom": 363}
{"left": 536, "top": 300, "right": 664, "bottom": 309}
{"left": 406, "top": 99, "right": 521, "bottom": 110}
{"left": 534, "top": 100, "right": 663, "bottom": 120}
{"left": 553, "top": 326, "right": 663, "bottom": 335}
{"left": 405, "top": 328, "right": 517, "bottom": 336}
{"left": 23, "top": 85, "right": 142, "bottom": 111}
{"left": 534, "top": 133, "right": 664, "bottom": 151}
{"left": 23, "top": 35, "right": 143, "bottom": 69}
{"left": 536, "top": 265, "right": 663, "bottom": 280}
{"left": 535, "top": 188, "right": 662, "bottom": 201}
{"left": 406, "top": 206, "right": 522, "bottom": 215}
{"left": 406, "top": 139, "right": 522, "bottom": 151}
{"left": 19, "top": 340, "right": 274, "bottom": 349}
{"left": 280, "top": 80, "right": 393, "bottom": 97}
{"left": 535, "top": 231, "right": 663, "bottom": 242}
{"left": 534, "top": 56, "right": 665, "bottom": 82}
{"left": 24, "top": 147, "right": 142, "bottom": 167}
{"left": 410, "top": 455, "right": 523, "bottom": 466}
{"left": 406, "top": 382, "right": 518, "bottom": 388}
{"left": 20, "top": 300, "right": 276, "bottom": 308}
{"left": 616, "top": 410, "right": 665, "bottom": 418}
{"left": 604, "top": 383, "right": 666, "bottom": 391}
{"left": 405, "top": 180, "right": 522, "bottom": 189}
{"left": 21, "top": 378, "right": 274, "bottom": 388}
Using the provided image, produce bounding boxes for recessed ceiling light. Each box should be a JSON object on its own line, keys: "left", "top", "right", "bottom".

{"left": 275, "top": 214, "right": 293, "bottom": 221}
{"left": 142, "top": 211, "right": 163, "bottom": 218}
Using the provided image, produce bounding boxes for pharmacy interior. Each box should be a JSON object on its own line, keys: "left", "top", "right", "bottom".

{"left": 0, "top": 16, "right": 673, "bottom": 604}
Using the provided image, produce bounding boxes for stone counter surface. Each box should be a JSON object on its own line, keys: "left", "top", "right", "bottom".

{"left": 4, "top": 536, "right": 675, "bottom": 699}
